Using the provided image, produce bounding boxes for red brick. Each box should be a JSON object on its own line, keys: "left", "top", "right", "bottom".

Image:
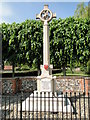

{"left": 11, "top": 79, "right": 16, "bottom": 94}
{"left": 4, "top": 66, "right": 12, "bottom": 70}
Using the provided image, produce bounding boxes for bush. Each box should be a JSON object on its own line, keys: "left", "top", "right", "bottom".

{"left": 87, "top": 60, "right": 90, "bottom": 74}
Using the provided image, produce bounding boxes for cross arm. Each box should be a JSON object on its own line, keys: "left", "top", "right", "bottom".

{"left": 36, "top": 14, "right": 40, "bottom": 19}
{"left": 52, "top": 13, "right": 56, "bottom": 18}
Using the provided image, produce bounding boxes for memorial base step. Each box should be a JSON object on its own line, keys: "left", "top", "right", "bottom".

{"left": 19, "top": 91, "right": 73, "bottom": 112}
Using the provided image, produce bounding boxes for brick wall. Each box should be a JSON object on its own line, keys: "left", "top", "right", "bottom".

{"left": 2, "top": 77, "right": 37, "bottom": 94}
{"left": 56, "top": 76, "right": 90, "bottom": 96}
{"left": 1, "top": 76, "right": 90, "bottom": 96}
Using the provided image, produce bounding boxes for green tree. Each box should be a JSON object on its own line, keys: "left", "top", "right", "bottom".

{"left": 2, "top": 22, "right": 23, "bottom": 77}
{"left": 50, "top": 17, "right": 89, "bottom": 75}
{"left": 74, "top": 2, "right": 88, "bottom": 18}
{"left": 2, "top": 23, "right": 10, "bottom": 70}
{"left": 1, "top": 18, "right": 90, "bottom": 76}
{"left": 8, "top": 22, "right": 22, "bottom": 77}
{"left": 16, "top": 20, "right": 43, "bottom": 74}
{"left": 50, "top": 18, "right": 76, "bottom": 75}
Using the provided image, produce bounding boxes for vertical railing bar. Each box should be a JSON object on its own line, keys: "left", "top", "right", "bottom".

{"left": 5, "top": 96, "right": 6, "bottom": 120}
{"left": 37, "top": 92, "right": 38, "bottom": 119}
{"left": 41, "top": 92, "right": 43, "bottom": 119}
{"left": 34, "top": 92, "right": 37, "bottom": 119}
{"left": 9, "top": 95, "right": 10, "bottom": 119}
{"left": 45, "top": 92, "right": 46, "bottom": 119}
{"left": 28, "top": 92, "right": 30, "bottom": 120}
{"left": 52, "top": 93, "right": 53, "bottom": 119}
{"left": 0, "top": 96, "right": 1, "bottom": 119}
{"left": 70, "top": 92, "right": 72, "bottom": 120}
{"left": 47, "top": 92, "right": 48, "bottom": 119}
{"left": 17, "top": 94, "right": 18, "bottom": 119}
{"left": 66, "top": 92, "right": 67, "bottom": 119}
{"left": 52, "top": 93, "right": 54, "bottom": 119}
{"left": 1, "top": 96, "right": 2, "bottom": 120}
{"left": 75, "top": 92, "right": 77, "bottom": 119}
{"left": 3, "top": 96, "right": 4, "bottom": 118}
{"left": 44, "top": 92, "right": 46, "bottom": 119}
{"left": 13, "top": 95, "right": 14, "bottom": 119}
{"left": 40, "top": 92, "right": 41, "bottom": 120}
{"left": 19, "top": 95, "right": 21, "bottom": 119}
{"left": 48, "top": 92, "right": 51, "bottom": 119}
{"left": 49, "top": 92, "right": 52, "bottom": 118}
{"left": 39, "top": 92, "right": 40, "bottom": 119}
{"left": 16, "top": 95, "right": 17, "bottom": 119}
{"left": 33, "top": 91, "right": 34, "bottom": 120}
{"left": 43, "top": 94, "right": 45, "bottom": 119}
{"left": 32, "top": 79, "right": 34, "bottom": 120}
{"left": 79, "top": 92, "right": 81, "bottom": 120}
{"left": 35, "top": 92, "right": 37, "bottom": 119}
{"left": 57, "top": 93, "right": 58, "bottom": 120}
{"left": 88, "top": 93, "right": 90, "bottom": 120}
{"left": 62, "top": 92, "right": 63, "bottom": 120}
{"left": 67, "top": 92, "right": 68, "bottom": 119}
{"left": 48, "top": 92, "right": 50, "bottom": 119}
{"left": 20, "top": 94, "right": 22, "bottom": 120}
{"left": 84, "top": 92, "right": 86, "bottom": 119}
{"left": 25, "top": 94, "right": 26, "bottom": 119}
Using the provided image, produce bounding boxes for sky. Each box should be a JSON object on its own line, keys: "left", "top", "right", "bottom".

{"left": 0, "top": 1, "right": 89, "bottom": 24}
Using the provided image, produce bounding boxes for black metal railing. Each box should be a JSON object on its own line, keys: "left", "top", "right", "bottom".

{"left": 1, "top": 92, "right": 90, "bottom": 120}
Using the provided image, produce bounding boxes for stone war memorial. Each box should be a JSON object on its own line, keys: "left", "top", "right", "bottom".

{"left": 20, "top": 5, "right": 73, "bottom": 113}
{"left": 36, "top": 4, "right": 56, "bottom": 93}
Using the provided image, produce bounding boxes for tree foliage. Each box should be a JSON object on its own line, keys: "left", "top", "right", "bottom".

{"left": 1, "top": 17, "right": 90, "bottom": 75}
{"left": 74, "top": 2, "right": 88, "bottom": 18}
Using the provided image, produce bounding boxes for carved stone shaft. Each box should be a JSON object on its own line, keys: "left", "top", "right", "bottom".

{"left": 43, "top": 23, "right": 50, "bottom": 66}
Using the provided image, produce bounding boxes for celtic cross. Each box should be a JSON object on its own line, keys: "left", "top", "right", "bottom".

{"left": 36, "top": 5, "right": 56, "bottom": 75}
{"left": 36, "top": 5, "right": 56, "bottom": 24}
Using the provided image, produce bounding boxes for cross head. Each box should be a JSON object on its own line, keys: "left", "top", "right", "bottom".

{"left": 36, "top": 5, "right": 56, "bottom": 23}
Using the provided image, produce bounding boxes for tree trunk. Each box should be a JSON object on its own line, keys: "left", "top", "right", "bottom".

{"left": 38, "top": 69, "right": 40, "bottom": 76}
{"left": 2, "top": 61, "right": 4, "bottom": 70}
{"left": 37, "top": 64, "right": 40, "bottom": 76}
{"left": 70, "top": 67, "right": 74, "bottom": 74}
{"left": 70, "top": 63, "right": 74, "bottom": 74}
{"left": 63, "top": 65, "right": 66, "bottom": 76}
{"left": 12, "top": 63, "right": 15, "bottom": 78}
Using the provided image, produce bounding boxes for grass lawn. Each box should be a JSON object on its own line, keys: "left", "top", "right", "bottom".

{"left": 53, "top": 68, "right": 90, "bottom": 77}
{"left": 2, "top": 69, "right": 90, "bottom": 77}
{"left": 53, "top": 72, "right": 89, "bottom": 76}
{"left": 2, "top": 64, "right": 90, "bottom": 77}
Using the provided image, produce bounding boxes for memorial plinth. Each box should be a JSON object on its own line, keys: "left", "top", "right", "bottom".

{"left": 20, "top": 92, "right": 73, "bottom": 112}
